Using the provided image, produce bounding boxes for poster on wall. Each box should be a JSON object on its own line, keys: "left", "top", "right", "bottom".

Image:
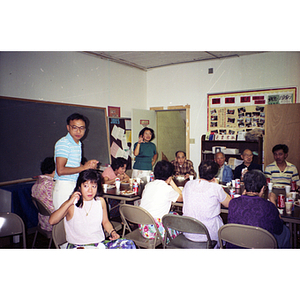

{"left": 207, "top": 87, "right": 297, "bottom": 137}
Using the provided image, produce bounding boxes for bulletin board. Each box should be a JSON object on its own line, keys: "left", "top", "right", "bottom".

{"left": 108, "top": 117, "right": 132, "bottom": 169}
{"left": 207, "top": 87, "right": 297, "bottom": 135}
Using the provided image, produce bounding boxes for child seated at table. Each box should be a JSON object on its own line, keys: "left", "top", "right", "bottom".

{"left": 49, "top": 169, "right": 136, "bottom": 249}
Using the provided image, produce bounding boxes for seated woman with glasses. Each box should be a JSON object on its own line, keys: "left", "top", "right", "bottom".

{"left": 227, "top": 169, "right": 290, "bottom": 248}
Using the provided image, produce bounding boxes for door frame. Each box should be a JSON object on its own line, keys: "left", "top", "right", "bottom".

{"left": 150, "top": 105, "right": 190, "bottom": 159}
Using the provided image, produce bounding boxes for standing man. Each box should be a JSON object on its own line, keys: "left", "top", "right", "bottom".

{"left": 170, "top": 151, "right": 196, "bottom": 179}
{"left": 52, "top": 113, "right": 99, "bottom": 209}
{"left": 264, "top": 144, "right": 299, "bottom": 186}
{"left": 234, "top": 149, "right": 261, "bottom": 180}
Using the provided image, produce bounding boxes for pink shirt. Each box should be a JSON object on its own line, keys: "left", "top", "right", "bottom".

{"left": 102, "top": 167, "right": 117, "bottom": 180}
{"left": 31, "top": 175, "right": 55, "bottom": 231}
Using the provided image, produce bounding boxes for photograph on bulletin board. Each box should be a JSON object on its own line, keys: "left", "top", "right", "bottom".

{"left": 207, "top": 87, "right": 297, "bottom": 138}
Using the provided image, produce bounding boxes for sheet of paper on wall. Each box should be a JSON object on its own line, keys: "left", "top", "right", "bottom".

{"left": 111, "top": 125, "right": 125, "bottom": 141}
{"left": 110, "top": 141, "right": 128, "bottom": 159}
{"left": 121, "top": 134, "right": 128, "bottom": 151}
{"left": 237, "top": 131, "right": 246, "bottom": 141}
{"left": 125, "top": 120, "right": 131, "bottom": 130}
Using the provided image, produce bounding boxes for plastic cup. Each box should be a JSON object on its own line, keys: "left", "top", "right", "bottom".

{"left": 231, "top": 180, "right": 235, "bottom": 187}
{"left": 268, "top": 182, "right": 273, "bottom": 191}
{"left": 146, "top": 175, "right": 151, "bottom": 182}
{"left": 103, "top": 184, "right": 108, "bottom": 193}
{"left": 285, "top": 185, "right": 291, "bottom": 194}
{"left": 285, "top": 202, "right": 293, "bottom": 214}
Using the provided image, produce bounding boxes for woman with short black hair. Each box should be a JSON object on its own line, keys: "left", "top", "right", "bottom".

{"left": 183, "top": 160, "right": 231, "bottom": 248}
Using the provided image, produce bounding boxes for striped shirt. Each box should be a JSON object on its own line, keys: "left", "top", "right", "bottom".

{"left": 264, "top": 161, "right": 299, "bottom": 186}
{"left": 54, "top": 132, "right": 82, "bottom": 182}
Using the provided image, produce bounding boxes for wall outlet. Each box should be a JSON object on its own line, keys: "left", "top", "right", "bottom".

{"left": 190, "top": 138, "right": 195, "bottom": 144}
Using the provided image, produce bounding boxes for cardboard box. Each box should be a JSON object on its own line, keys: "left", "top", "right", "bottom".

{"left": 212, "top": 146, "right": 226, "bottom": 154}
{"left": 223, "top": 148, "right": 239, "bottom": 155}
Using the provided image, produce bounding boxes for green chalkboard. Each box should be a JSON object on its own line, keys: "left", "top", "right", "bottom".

{"left": 0, "top": 96, "right": 110, "bottom": 182}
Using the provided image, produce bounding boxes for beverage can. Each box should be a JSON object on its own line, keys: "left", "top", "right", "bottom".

{"left": 150, "top": 172, "right": 154, "bottom": 182}
{"left": 291, "top": 181, "right": 297, "bottom": 191}
{"left": 277, "top": 194, "right": 285, "bottom": 209}
{"left": 235, "top": 178, "right": 240, "bottom": 188}
{"left": 230, "top": 189, "right": 235, "bottom": 198}
{"left": 133, "top": 180, "right": 138, "bottom": 195}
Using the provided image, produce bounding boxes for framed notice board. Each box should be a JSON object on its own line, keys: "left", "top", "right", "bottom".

{"left": 207, "top": 87, "right": 297, "bottom": 135}
{"left": 108, "top": 117, "right": 132, "bottom": 169}
{"left": 0, "top": 96, "right": 110, "bottom": 183}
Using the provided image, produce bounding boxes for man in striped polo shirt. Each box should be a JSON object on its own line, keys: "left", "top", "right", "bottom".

{"left": 265, "top": 144, "right": 299, "bottom": 186}
{"left": 52, "top": 113, "right": 99, "bottom": 209}
{"left": 265, "top": 144, "right": 299, "bottom": 204}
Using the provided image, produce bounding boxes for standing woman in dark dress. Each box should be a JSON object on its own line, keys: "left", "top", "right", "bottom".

{"left": 132, "top": 127, "right": 158, "bottom": 180}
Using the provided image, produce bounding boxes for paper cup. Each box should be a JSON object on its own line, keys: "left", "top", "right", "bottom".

{"left": 285, "top": 185, "right": 291, "bottom": 194}
{"left": 231, "top": 180, "right": 235, "bottom": 187}
{"left": 285, "top": 202, "right": 293, "bottom": 214}
{"left": 189, "top": 175, "right": 193, "bottom": 181}
{"left": 268, "top": 182, "right": 273, "bottom": 191}
{"left": 115, "top": 180, "right": 120, "bottom": 190}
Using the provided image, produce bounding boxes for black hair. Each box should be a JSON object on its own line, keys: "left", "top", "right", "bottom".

{"left": 198, "top": 160, "right": 219, "bottom": 181}
{"left": 40, "top": 157, "right": 55, "bottom": 175}
{"left": 243, "top": 169, "right": 266, "bottom": 193}
{"left": 272, "top": 144, "right": 289, "bottom": 154}
{"left": 138, "top": 127, "right": 155, "bottom": 141}
{"left": 73, "top": 169, "right": 103, "bottom": 208}
{"left": 66, "top": 113, "right": 87, "bottom": 125}
{"left": 111, "top": 157, "right": 128, "bottom": 171}
{"left": 175, "top": 151, "right": 186, "bottom": 157}
{"left": 154, "top": 160, "right": 174, "bottom": 181}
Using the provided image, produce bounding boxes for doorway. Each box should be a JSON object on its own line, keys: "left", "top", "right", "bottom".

{"left": 150, "top": 105, "right": 190, "bottom": 161}
{"left": 131, "top": 105, "right": 190, "bottom": 167}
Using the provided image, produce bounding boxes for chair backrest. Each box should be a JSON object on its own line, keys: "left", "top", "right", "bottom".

{"left": 52, "top": 219, "right": 67, "bottom": 249}
{"left": 0, "top": 212, "right": 26, "bottom": 248}
{"left": 218, "top": 224, "right": 277, "bottom": 249}
{"left": 120, "top": 204, "right": 158, "bottom": 226}
{"left": 162, "top": 214, "right": 213, "bottom": 246}
{"left": 32, "top": 197, "right": 52, "bottom": 217}
{"left": 119, "top": 204, "right": 163, "bottom": 243}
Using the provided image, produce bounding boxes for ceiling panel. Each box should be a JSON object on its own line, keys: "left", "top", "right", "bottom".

{"left": 84, "top": 51, "right": 265, "bottom": 71}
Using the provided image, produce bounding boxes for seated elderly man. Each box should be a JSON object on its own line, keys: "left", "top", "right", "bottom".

{"left": 234, "top": 149, "right": 261, "bottom": 180}
{"left": 227, "top": 170, "right": 290, "bottom": 249}
{"left": 170, "top": 151, "right": 196, "bottom": 179}
{"left": 214, "top": 151, "right": 233, "bottom": 184}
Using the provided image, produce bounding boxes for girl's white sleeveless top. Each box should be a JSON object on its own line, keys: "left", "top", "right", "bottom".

{"left": 64, "top": 198, "right": 105, "bottom": 245}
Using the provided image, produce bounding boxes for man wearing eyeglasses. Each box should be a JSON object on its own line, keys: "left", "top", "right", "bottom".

{"left": 233, "top": 149, "right": 262, "bottom": 180}
{"left": 52, "top": 113, "right": 99, "bottom": 209}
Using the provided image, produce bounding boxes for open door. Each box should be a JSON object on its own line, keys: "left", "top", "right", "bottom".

{"left": 132, "top": 106, "right": 190, "bottom": 167}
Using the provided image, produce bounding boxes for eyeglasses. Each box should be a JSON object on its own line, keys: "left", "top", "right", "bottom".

{"left": 70, "top": 125, "right": 86, "bottom": 131}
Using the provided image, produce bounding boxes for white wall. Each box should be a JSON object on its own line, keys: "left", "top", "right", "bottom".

{"left": 1, "top": 51, "right": 300, "bottom": 169}
{"left": 147, "top": 51, "right": 300, "bottom": 169}
{"left": 0, "top": 51, "right": 147, "bottom": 117}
